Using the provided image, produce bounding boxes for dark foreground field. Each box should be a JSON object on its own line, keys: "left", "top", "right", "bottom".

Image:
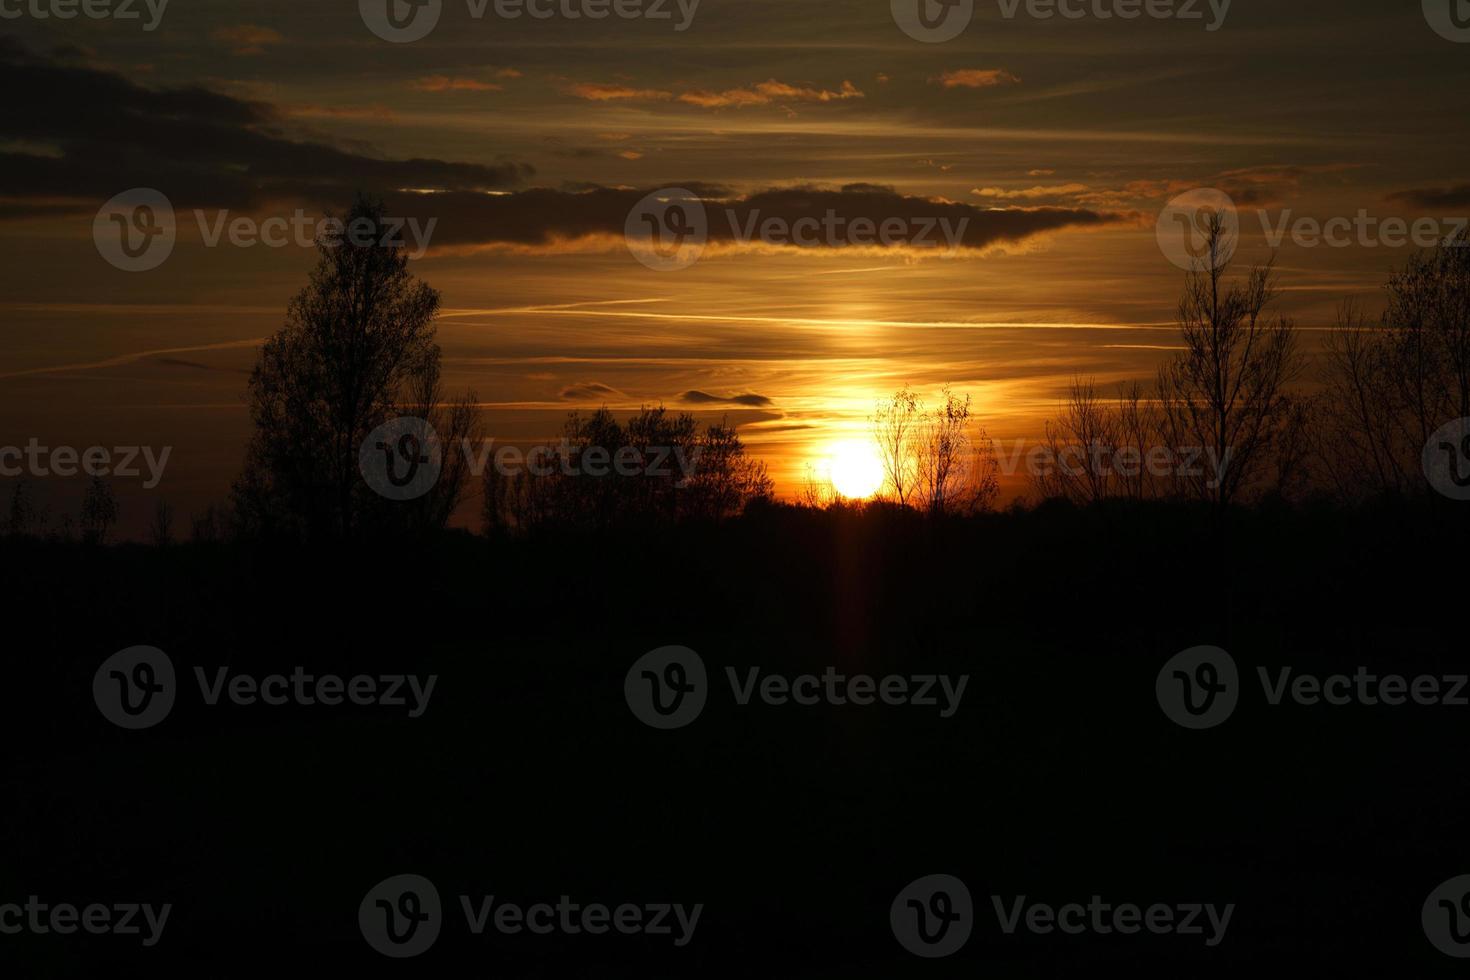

{"left": 2, "top": 499, "right": 1466, "bottom": 976}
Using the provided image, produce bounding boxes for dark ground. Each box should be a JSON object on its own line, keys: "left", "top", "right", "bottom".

{"left": 1, "top": 497, "right": 1466, "bottom": 976}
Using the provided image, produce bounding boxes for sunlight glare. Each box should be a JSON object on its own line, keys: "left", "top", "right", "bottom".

{"left": 827, "top": 440, "right": 885, "bottom": 499}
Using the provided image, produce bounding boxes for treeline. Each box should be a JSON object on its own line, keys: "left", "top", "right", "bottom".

{"left": 1029, "top": 218, "right": 1469, "bottom": 511}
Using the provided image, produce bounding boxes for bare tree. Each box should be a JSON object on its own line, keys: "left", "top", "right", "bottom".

{"left": 6, "top": 478, "right": 41, "bottom": 537}
{"left": 798, "top": 463, "right": 839, "bottom": 509}
{"left": 1311, "top": 232, "right": 1470, "bottom": 502}
{"left": 80, "top": 477, "right": 118, "bottom": 545}
{"left": 1033, "top": 377, "right": 1119, "bottom": 504}
{"left": 149, "top": 499, "right": 175, "bottom": 548}
{"left": 1156, "top": 214, "right": 1302, "bottom": 513}
{"left": 872, "top": 385, "right": 921, "bottom": 506}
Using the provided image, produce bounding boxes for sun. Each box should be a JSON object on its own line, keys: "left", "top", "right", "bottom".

{"left": 827, "top": 440, "right": 885, "bottom": 500}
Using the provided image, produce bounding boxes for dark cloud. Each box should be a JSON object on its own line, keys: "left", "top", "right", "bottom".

{"left": 370, "top": 182, "right": 1128, "bottom": 253}
{"left": 0, "top": 42, "right": 532, "bottom": 215}
{"left": 680, "top": 390, "right": 774, "bottom": 408}
{"left": 1387, "top": 185, "right": 1470, "bottom": 210}
{"left": 559, "top": 381, "right": 623, "bottom": 401}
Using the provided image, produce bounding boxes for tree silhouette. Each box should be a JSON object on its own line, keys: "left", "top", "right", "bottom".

{"left": 232, "top": 195, "right": 479, "bottom": 540}
{"left": 1156, "top": 213, "right": 1301, "bottom": 513}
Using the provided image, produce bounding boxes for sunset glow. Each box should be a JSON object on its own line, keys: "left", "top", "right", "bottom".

{"left": 825, "top": 440, "right": 885, "bottom": 500}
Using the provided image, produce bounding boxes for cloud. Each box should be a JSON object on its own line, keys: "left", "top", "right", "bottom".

{"left": 410, "top": 76, "right": 503, "bottom": 93}
{"left": 973, "top": 183, "right": 1093, "bottom": 200}
{"left": 1386, "top": 184, "right": 1470, "bottom": 209}
{"left": 678, "top": 79, "right": 863, "bottom": 108}
{"left": 368, "top": 182, "right": 1132, "bottom": 256}
{"left": 568, "top": 78, "right": 863, "bottom": 109}
{"left": 567, "top": 83, "right": 673, "bottom": 101}
{"left": 212, "top": 25, "right": 284, "bottom": 56}
{"left": 680, "top": 390, "right": 775, "bottom": 407}
{"left": 0, "top": 43, "right": 532, "bottom": 215}
{"left": 932, "top": 69, "right": 1020, "bottom": 89}
{"left": 560, "top": 381, "right": 624, "bottom": 401}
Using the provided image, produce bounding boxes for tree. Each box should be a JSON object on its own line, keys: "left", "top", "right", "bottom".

{"left": 233, "top": 195, "right": 479, "bottom": 540}
{"left": 872, "top": 385, "right": 921, "bottom": 506}
{"left": 483, "top": 406, "right": 769, "bottom": 534}
{"left": 1312, "top": 231, "right": 1470, "bottom": 503}
{"left": 870, "top": 384, "right": 1000, "bottom": 513}
{"left": 1034, "top": 377, "right": 1119, "bottom": 505}
{"left": 149, "top": 499, "right": 175, "bottom": 548}
{"left": 1156, "top": 213, "right": 1301, "bottom": 512}
{"left": 6, "top": 479, "right": 41, "bottom": 537}
{"left": 80, "top": 477, "right": 118, "bottom": 545}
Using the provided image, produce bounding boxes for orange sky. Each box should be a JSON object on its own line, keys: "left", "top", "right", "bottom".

{"left": 2, "top": 0, "right": 1467, "bottom": 534}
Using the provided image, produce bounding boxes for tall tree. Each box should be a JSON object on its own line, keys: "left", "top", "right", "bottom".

{"left": 233, "top": 195, "right": 478, "bottom": 539}
{"left": 1156, "top": 214, "right": 1301, "bottom": 512}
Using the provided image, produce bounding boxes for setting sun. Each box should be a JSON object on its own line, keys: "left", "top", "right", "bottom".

{"left": 827, "top": 440, "right": 885, "bottom": 500}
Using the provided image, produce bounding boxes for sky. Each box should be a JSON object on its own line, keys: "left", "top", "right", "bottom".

{"left": 2, "top": 0, "right": 1468, "bottom": 534}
